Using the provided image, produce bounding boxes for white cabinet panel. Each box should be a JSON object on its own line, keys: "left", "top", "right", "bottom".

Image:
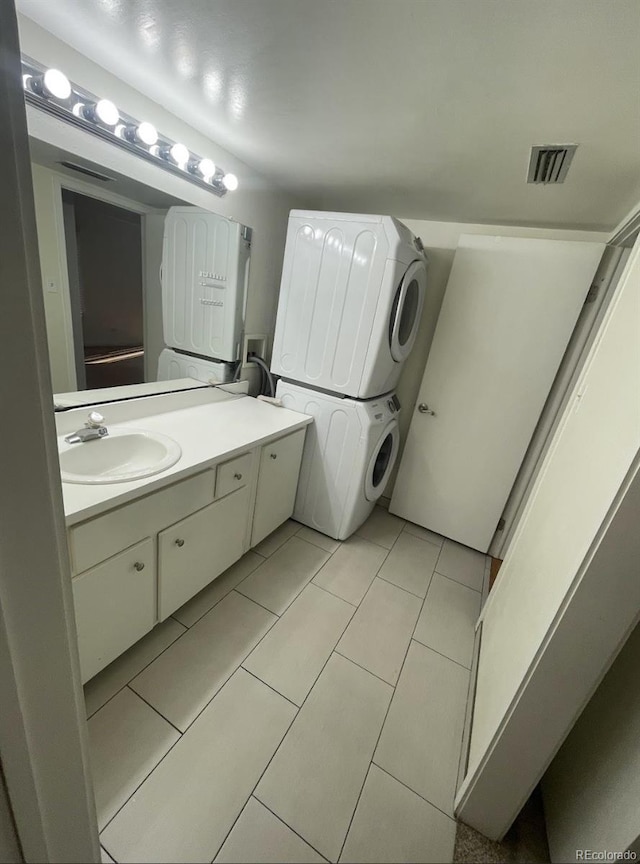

{"left": 69, "top": 469, "right": 215, "bottom": 574}
{"left": 158, "top": 489, "right": 249, "bottom": 620}
{"left": 251, "top": 430, "right": 306, "bottom": 547}
{"left": 215, "top": 451, "right": 253, "bottom": 500}
{"left": 73, "top": 538, "right": 155, "bottom": 683}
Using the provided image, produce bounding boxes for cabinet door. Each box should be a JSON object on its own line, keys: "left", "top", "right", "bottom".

{"left": 158, "top": 488, "right": 249, "bottom": 620}
{"left": 251, "top": 429, "right": 306, "bottom": 547}
{"left": 72, "top": 538, "right": 155, "bottom": 684}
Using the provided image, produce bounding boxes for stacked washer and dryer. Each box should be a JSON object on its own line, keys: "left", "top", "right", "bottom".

{"left": 272, "top": 210, "right": 428, "bottom": 540}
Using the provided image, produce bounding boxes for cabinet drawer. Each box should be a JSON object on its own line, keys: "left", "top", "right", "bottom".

{"left": 215, "top": 452, "right": 253, "bottom": 500}
{"left": 158, "top": 487, "right": 249, "bottom": 620}
{"left": 72, "top": 538, "right": 156, "bottom": 683}
{"left": 251, "top": 429, "right": 306, "bottom": 547}
{"left": 69, "top": 469, "right": 215, "bottom": 574}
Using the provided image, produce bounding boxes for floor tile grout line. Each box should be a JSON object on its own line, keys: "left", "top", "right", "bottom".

{"left": 244, "top": 587, "right": 358, "bottom": 717}
{"left": 434, "top": 569, "right": 484, "bottom": 595}
{"left": 240, "top": 666, "right": 302, "bottom": 710}
{"left": 98, "top": 704, "right": 188, "bottom": 837}
{"left": 409, "top": 638, "right": 472, "bottom": 672}
{"left": 295, "top": 525, "right": 341, "bottom": 556}
{"left": 234, "top": 544, "right": 333, "bottom": 619}
{"left": 332, "top": 650, "right": 397, "bottom": 689}
{"left": 433, "top": 568, "right": 483, "bottom": 594}
{"left": 376, "top": 570, "right": 427, "bottom": 600}
{"left": 310, "top": 580, "right": 358, "bottom": 608}
{"left": 231, "top": 587, "right": 283, "bottom": 619}
{"left": 401, "top": 522, "right": 445, "bottom": 550}
{"left": 233, "top": 628, "right": 359, "bottom": 858}
{"left": 125, "top": 684, "right": 184, "bottom": 735}
{"left": 171, "top": 557, "right": 266, "bottom": 630}
{"left": 370, "top": 761, "right": 457, "bottom": 825}
{"left": 335, "top": 629, "right": 413, "bottom": 863}
{"left": 211, "top": 689, "right": 304, "bottom": 861}
{"left": 246, "top": 797, "right": 331, "bottom": 863}
{"left": 130, "top": 596, "right": 283, "bottom": 741}
{"left": 85, "top": 624, "right": 190, "bottom": 721}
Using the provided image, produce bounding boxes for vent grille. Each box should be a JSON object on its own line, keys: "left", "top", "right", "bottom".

{"left": 59, "top": 161, "right": 114, "bottom": 182}
{"left": 527, "top": 145, "right": 577, "bottom": 184}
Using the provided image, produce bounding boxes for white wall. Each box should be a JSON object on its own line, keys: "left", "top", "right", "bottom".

{"left": 384, "top": 218, "right": 608, "bottom": 497}
{"left": 543, "top": 620, "right": 640, "bottom": 861}
{"left": 19, "top": 15, "right": 303, "bottom": 391}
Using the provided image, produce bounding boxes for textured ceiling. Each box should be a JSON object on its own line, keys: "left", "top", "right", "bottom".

{"left": 17, "top": 0, "right": 640, "bottom": 229}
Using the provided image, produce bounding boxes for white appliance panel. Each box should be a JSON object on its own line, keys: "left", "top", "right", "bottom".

{"left": 157, "top": 348, "right": 235, "bottom": 384}
{"left": 272, "top": 210, "right": 427, "bottom": 398}
{"left": 276, "top": 380, "right": 400, "bottom": 539}
{"left": 162, "top": 208, "right": 247, "bottom": 362}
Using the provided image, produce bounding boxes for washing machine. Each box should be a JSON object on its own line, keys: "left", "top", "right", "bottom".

{"left": 276, "top": 380, "right": 401, "bottom": 540}
{"left": 271, "top": 210, "right": 427, "bottom": 399}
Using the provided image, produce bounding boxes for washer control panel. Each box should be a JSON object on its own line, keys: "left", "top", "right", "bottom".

{"left": 365, "top": 393, "right": 401, "bottom": 424}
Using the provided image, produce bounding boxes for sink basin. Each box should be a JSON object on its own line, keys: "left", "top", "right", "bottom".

{"left": 59, "top": 428, "right": 182, "bottom": 484}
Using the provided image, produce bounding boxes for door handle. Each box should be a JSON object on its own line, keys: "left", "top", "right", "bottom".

{"left": 133, "top": 561, "right": 145, "bottom": 571}
{"left": 175, "top": 538, "right": 185, "bottom": 547}
{"left": 418, "top": 403, "right": 436, "bottom": 415}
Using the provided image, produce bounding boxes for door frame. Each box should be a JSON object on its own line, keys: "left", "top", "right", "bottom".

{"left": 40, "top": 168, "right": 153, "bottom": 392}
{"left": 0, "top": 4, "right": 99, "bottom": 860}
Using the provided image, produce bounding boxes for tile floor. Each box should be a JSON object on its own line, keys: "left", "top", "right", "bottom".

{"left": 86, "top": 506, "right": 488, "bottom": 864}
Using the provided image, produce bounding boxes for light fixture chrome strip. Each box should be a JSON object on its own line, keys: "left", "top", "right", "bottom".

{"left": 21, "top": 56, "right": 238, "bottom": 197}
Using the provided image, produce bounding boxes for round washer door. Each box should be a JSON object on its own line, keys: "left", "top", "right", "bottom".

{"left": 389, "top": 260, "right": 427, "bottom": 363}
{"left": 364, "top": 420, "right": 400, "bottom": 502}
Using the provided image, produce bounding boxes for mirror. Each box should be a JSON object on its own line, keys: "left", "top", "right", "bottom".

{"left": 30, "top": 140, "right": 252, "bottom": 410}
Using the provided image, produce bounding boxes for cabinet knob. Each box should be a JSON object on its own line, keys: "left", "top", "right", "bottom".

{"left": 133, "top": 561, "right": 145, "bottom": 571}
{"left": 175, "top": 538, "right": 185, "bottom": 547}
{"left": 270, "top": 453, "right": 277, "bottom": 460}
{"left": 234, "top": 472, "right": 243, "bottom": 480}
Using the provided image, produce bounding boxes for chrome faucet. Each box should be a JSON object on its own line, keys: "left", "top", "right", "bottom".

{"left": 65, "top": 411, "right": 109, "bottom": 444}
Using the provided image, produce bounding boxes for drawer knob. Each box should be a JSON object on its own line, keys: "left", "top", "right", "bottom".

{"left": 133, "top": 561, "right": 145, "bottom": 571}
{"left": 234, "top": 472, "right": 243, "bottom": 480}
{"left": 175, "top": 538, "right": 185, "bottom": 547}
{"left": 270, "top": 453, "right": 277, "bottom": 460}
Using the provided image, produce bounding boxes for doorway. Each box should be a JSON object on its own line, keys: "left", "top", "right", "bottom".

{"left": 62, "top": 190, "right": 144, "bottom": 390}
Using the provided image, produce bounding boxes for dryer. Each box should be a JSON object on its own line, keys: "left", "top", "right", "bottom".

{"left": 276, "top": 380, "right": 400, "bottom": 540}
{"left": 271, "top": 210, "right": 427, "bottom": 399}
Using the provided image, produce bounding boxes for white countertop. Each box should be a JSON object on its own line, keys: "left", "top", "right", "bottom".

{"left": 58, "top": 390, "right": 312, "bottom": 526}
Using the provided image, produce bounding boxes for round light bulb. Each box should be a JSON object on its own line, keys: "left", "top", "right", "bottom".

{"left": 170, "top": 143, "right": 189, "bottom": 165}
{"left": 136, "top": 122, "right": 158, "bottom": 146}
{"left": 95, "top": 99, "right": 119, "bottom": 126}
{"left": 43, "top": 68, "right": 71, "bottom": 100}
{"left": 222, "top": 173, "right": 238, "bottom": 191}
{"left": 22, "top": 74, "right": 33, "bottom": 90}
{"left": 198, "top": 158, "right": 216, "bottom": 179}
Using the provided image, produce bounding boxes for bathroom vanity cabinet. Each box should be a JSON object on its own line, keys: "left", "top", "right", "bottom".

{"left": 68, "top": 428, "right": 306, "bottom": 683}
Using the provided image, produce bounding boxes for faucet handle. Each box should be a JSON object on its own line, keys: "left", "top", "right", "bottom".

{"left": 86, "top": 411, "right": 105, "bottom": 428}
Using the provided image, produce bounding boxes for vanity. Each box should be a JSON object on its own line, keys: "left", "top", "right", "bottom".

{"left": 56, "top": 386, "right": 312, "bottom": 684}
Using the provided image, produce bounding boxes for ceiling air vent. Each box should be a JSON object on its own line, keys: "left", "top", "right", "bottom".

{"left": 527, "top": 144, "right": 577, "bottom": 184}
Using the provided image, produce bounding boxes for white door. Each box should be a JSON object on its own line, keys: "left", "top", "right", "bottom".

{"left": 390, "top": 235, "right": 605, "bottom": 552}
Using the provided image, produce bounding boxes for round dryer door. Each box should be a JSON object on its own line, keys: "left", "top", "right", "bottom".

{"left": 389, "top": 260, "right": 426, "bottom": 363}
{"left": 364, "top": 420, "right": 400, "bottom": 502}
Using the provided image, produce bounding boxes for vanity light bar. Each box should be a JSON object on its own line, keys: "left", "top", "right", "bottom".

{"left": 21, "top": 56, "right": 238, "bottom": 197}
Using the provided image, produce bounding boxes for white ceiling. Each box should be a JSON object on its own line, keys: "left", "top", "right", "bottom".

{"left": 17, "top": 0, "right": 640, "bottom": 230}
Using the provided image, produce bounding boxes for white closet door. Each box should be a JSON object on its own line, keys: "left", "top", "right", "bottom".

{"left": 457, "top": 234, "right": 640, "bottom": 839}
{"left": 390, "top": 235, "right": 604, "bottom": 552}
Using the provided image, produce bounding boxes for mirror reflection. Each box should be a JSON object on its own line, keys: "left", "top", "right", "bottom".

{"left": 30, "top": 142, "right": 252, "bottom": 410}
